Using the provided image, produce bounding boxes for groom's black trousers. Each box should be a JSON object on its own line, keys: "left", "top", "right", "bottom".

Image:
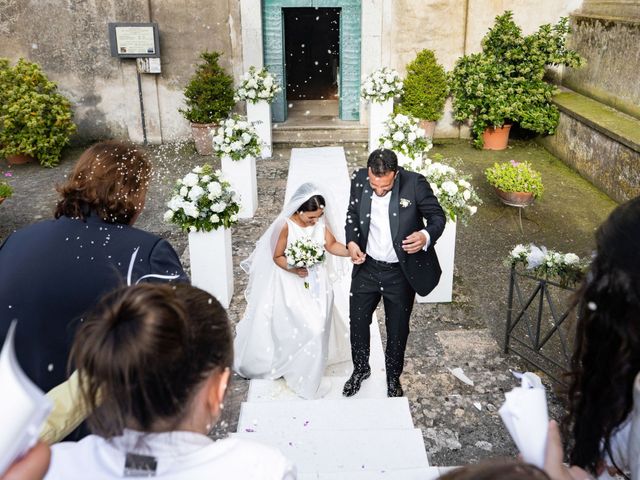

{"left": 350, "top": 257, "right": 415, "bottom": 381}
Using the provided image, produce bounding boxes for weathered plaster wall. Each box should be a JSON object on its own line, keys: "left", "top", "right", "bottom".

{"left": 563, "top": 15, "right": 640, "bottom": 120}
{"left": 0, "top": 0, "right": 241, "bottom": 143}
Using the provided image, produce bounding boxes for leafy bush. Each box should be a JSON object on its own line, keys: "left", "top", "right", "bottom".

{"left": 180, "top": 51, "right": 235, "bottom": 124}
{"left": 0, "top": 181, "right": 12, "bottom": 199}
{"left": 485, "top": 160, "right": 544, "bottom": 198}
{"left": 450, "top": 12, "right": 583, "bottom": 148}
{"left": 397, "top": 50, "right": 448, "bottom": 121}
{"left": 0, "top": 58, "right": 76, "bottom": 167}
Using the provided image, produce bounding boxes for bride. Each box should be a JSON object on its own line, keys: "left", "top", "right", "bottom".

{"left": 234, "top": 182, "right": 351, "bottom": 399}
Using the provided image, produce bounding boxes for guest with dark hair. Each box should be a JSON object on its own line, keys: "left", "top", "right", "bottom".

{"left": 44, "top": 283, "right": 294, "bottom": 479}
{"left": 439, "top": 458, "right": 551, "bottom": 480}
{"left": 0, "top": 141, "right": 187, "bottom": 396}
{"left": 561, "top": 196, "right": 640, "bottom": 478}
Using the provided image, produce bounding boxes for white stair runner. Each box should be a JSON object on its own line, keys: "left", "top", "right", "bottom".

{"left": 236, "top": 147, "right": 444, "bottom": 479}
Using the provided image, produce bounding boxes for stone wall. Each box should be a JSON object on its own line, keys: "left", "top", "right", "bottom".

{"left": 0, "top": 0, "right": 583, "bottom": 143}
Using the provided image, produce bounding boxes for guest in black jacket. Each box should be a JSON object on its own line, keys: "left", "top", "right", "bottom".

{"left": 0, "top": 141, "right": 188, "bottom": 394}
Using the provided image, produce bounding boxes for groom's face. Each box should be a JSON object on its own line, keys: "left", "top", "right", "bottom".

{"left": 368, "top": 169, "right": 397, "bottom": 197}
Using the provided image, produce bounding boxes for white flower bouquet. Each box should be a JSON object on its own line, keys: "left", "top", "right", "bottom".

{"left": 234, "top": 66, "right": 281, "bottom": 104}
{"left": 285, "top": 237, "right": 326, "bottom": 289}
{"left": 211, "top": 115, "right": 262, "bottom": 161}
{"left": 507, "top": 244, "right": 590, "bottom": 286}
{"left": 379, "top": 113, "right": 431, "bottom": 161}
{"left": 165, "top": 164, "right": 240, "bottom": 232}
{"left": 360, "top": 67, "right": 403, "bottom": 102}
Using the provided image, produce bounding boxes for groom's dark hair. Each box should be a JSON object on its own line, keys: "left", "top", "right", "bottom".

{"left": 368, "top": 149, "right": 398, "bottom": 176}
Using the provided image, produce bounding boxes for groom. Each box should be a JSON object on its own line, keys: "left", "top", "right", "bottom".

{"left": 343, "top": 148, "right": 446, "bottom": 397}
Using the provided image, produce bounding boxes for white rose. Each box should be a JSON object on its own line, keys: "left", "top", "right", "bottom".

{"left": 241, "top": 132, "right": 252, "bottom": 144}
{"left": 511, "top": 244, "right": 527, "bottom": 257}
{"left": 163, "top": 210, "right": 174, "bottom": 222}
{"left": 247, "top": 90, "right": 256, "bottom": 98}
{"left": 192, "top": 166, "right": 203, "bottom": 174}
{"left": 432, "top": 185, "right": 440, "bottom": 196}
{"left": 442, "top": 181, "right": 458, "bottom": 195}
{"left": 231, "top": 141, "right": 243, "bottom": 152}
{"left": 564, "top": 253, "right": 579, "bottom": 264}
{"left": 210, "top": 214, "right": 220, "bottom": 223}
{"left": 225, "top": 127, "right": 233, "bottom": 136}
{"left": 188, "top": 185, "right": 205, "bottom": 201}
{"left": 468, "top": 205, "right": 478, "bottom": 215}
{"left": 264, "top": 76, "right": 273, "bottom": 87}
{"left": 183, "top": 202, "right": 199, "bottom": 218}
{"left": 210, "top": 202, "right": 225, "bottom": 213}
{"left": 189, "top": 226, "right": 197, "bottom": 233}
{"left": 247, "top": 79, "right": 257, "bottom": 88}
{"left": 179, "top": 186, "right": 188, "bottom": 197}
{"left": 408, "top": 132, "right": 417, "bottom": 142}
{"left": 463, "top": 190, "right": 471, "bottom": 201}
{"left": 459, "top": 179, "right": 470, "bottom": 189}
{"left": 392, "top": 131, "right": 405, "bottom": 142}
{"left": 167, "top": 196, "right": 183, "bottom": 211}
{"left": 182, "top": 173, "right": 199, "bottom": 187}
{"left": 207, "top": 182, "right": 222, "bottom": 196}
{"left": 230, "top": 214, "right": 238, "bottom": 222}
{"left": 383, "top": 140, "right": 393, "bottom": 149}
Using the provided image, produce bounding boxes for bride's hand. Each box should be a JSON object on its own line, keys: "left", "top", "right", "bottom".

{"left": 294, "top": 267, "right": 308, "bottom": 278}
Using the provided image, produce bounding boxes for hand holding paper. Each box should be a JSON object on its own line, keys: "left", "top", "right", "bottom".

{"left": 498, "top": 371, "right": 549, "bottom": 469}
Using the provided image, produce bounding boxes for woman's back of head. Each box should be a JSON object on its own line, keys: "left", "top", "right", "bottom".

{"left": 71, "top": 283, "right": 233, "bottom": 438}
{"left": 55, "top": 141, "right": 151, "bottom": 224}
{"left": 566, "top": 196, "right": 640, "bottom": 472}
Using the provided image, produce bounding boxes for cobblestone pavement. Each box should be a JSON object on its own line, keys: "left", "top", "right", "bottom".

{"left": 0, "top": 139, "right": 617, "bottom": 466}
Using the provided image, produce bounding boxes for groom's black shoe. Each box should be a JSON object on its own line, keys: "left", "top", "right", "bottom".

{"left": 342, "top": 367, "right": 371, "bottom": 397}
{"left": 387, "top": 377, "right": 404, "bottom": 397}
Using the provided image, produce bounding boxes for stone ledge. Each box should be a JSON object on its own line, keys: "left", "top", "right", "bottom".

{"left": 552, "top": 91, "right": 640, "bottom": 154}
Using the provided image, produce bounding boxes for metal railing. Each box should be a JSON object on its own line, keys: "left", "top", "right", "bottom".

{"left": 504, "top": 265, "right": 577, "bottom": 384}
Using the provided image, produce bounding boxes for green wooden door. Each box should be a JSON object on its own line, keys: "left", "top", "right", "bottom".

{"left": 263, "top": 0, "right": 361, "bottom": 122}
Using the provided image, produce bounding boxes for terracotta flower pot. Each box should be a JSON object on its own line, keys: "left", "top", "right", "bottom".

{"left": 6, "top": 153, "right": 34, "bottom": 165}
{"left": 191, "top": 123, "right": 218, "bottom": 156}
{"left": 482, "top": 124, "right": 512, "bottom": 150}
{"left": 494, "top": 188, "right": 534, "bottom": 207}
{"left": 0, "top": 197, "right": 5, "bottom": 205}
{"left": 419, "top": 119, "right": 437, "bottom": 140}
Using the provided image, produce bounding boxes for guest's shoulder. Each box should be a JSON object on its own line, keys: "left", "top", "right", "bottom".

{"left": 351, "top": 168, "right": 367, "bottom": 181}
{"left": 211, "top": 437, "right": 293, "bottom": 478}
{"left": 47, "top": 435, "right": 112, "bottom": 479}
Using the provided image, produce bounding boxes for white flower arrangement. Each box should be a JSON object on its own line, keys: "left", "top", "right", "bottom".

{"left": 360, "top": 67, "right": 403, "bottom": 102}
{"left": 400, "top": 154, "right": 482, "bottom": 225}
{"left": 234, "top": 66, "right": 281, "bottom": 104}
{"left": 211, "top": 114, "right": 262, "bottom": 161}
{"left": 285, "top": 237, "right": 326, "bottom": 289}
{"left": 378, "top": 113, "right": 431, "bottom": 163}
{"left": 507, "top": 243, "right": 590, "bottom": 286}
{"left": 165, "top": 164, "right": 240, "bottom": 232}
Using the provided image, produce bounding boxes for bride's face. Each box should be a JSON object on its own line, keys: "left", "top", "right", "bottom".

{"left": 298, "top": 208, "right": 324, "bottom": 226}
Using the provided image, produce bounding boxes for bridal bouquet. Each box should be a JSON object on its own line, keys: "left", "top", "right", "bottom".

{"left": 234, "top": 66, "right": 281, "bottom": 104}
{"left": 285, "top": 237, "right": 326, "bottom": 289}
{"left": 507, "top": 243, "right": 590, "bottom": 286}
{"left": 360, "top": 67, "right": 403, "bottom": 102}
{"left": 378, "top": 113, "right": 431, "bottom": 161}
{"left": 211, "top": 115, "right": 262, "bottom": 161}
{"left": 397, "top": 153, "right": 481, "bottom": 225}
{"left": 165, "top": 164, "right": 240, "bottom": 232}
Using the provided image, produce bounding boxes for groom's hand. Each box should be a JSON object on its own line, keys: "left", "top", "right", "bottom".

{"left": 347, "top": 241, "right": 366, "bottom": 265}
{"left": 402, "top": 231, "right": 427, "bottom": 254}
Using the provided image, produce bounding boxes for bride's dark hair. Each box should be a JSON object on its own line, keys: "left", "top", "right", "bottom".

{"left": 297, "top": 194, "right": 325, "bottom": 213}
{"left": 564, "top": 196, "right": 640, "bottom": 474}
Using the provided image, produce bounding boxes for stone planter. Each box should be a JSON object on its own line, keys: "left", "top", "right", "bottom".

{"left": 188, "top": 228, "right": 234, "bottom": 308}
{"left": 419, "top": 119, "right": 437, "bottom": 140}
{"left": 191, "top": 123, "right": 217, "bottom": 156}
{"left": 494, "top": 188, "right": 535, "bottom": 207}
{"left": 221, "top": 155, "right": 257, "bottom": 218}
{"left": 368, "top": 99, "right": 394, "bottom": 152}
{"left": 482, "top": 124, "right": 512, "bottom": 150}
{"left": 417, "top": 219, "right": 457, "bottom": 303}
{"left": 5, "top": 153, "right": 34, "bottom": 165}
{"left": 246, "top": 100, "right": 272, "bottom": 159}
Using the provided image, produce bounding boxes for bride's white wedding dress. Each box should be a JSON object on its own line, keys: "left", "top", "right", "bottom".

{"left": 233, "top": 183, "right": 350, "bottom": 399}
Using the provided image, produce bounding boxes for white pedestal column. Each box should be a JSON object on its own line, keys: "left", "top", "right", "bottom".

{"left": 221, "top": 155, "right": 258, "bottom": 218}
{"left": 368, "top": 99, "right": 393, "bottom": 153}
{"left": 417, "top": 219, "right": 457, "bottom": 303}
{"left": 188, "top": 229, "right": 234, "bottom": 308}
{"left": 246, "top": 100, "right": 272, "bottom": 158}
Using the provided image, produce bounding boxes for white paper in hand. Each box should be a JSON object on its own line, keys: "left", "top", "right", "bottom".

{"left": 0, "top": 321, "right": 53, "bottom": 476}
{"left": 498, "top": 371, "right": 548, "bottom": 469}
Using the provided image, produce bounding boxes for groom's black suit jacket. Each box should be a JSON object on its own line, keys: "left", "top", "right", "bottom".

{"left": 345, "top": 167, "right": 446, "bottom": 297}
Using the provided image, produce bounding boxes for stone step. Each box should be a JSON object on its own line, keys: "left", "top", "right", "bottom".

{"left": 233, "top": 428, "right": 429, "bottom": 474}
{"left": 272, "top": 125, "right": 368, "bottom": 144}
{"left": 238, "top": 397, "right": 415, "bottom": 433}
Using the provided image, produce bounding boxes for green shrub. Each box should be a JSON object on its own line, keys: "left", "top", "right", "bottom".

{"left": 0, "top": 181, "right": 12, "bottom": 199}
{"left": 397, "top": 50, "right": 448, "bottom": 121}
{"left": 485, "top": 160, "right": 544, "bottom": 198}
{"left": 0, "top": 58, "right": 76, "bottom": 167}
{"left": 450, "top": 12, "right": 583, "bottom": 148}
{"left": 180, "top": 51, "right": 235, "bottom": 124}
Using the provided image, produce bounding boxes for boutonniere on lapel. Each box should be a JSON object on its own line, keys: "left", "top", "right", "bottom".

{"left": 399, "top": 198, "right": 411, "bottom": 208}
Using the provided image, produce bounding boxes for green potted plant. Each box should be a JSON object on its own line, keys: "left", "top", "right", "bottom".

{"left": 0, "top": 181, "right": 12, "bottom": 205}
{"left": 450, "top": 12, "right": 583, "bottom": 150}
{"left": 180, "top": 51, "right": 235, "bottom": 156}
{"left": 485, "top": 160, "right": 544, "bottom": 206}
{"left": 0, "top": 58, "right": 76, "bottom": 167}
{"left": 397, "top": 49, "right": 448, "bottom": 139}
